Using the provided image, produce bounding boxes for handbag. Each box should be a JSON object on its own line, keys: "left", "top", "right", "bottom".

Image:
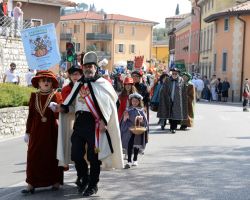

{"left": 243, "top": 91, "right": 249, "bottom": 98}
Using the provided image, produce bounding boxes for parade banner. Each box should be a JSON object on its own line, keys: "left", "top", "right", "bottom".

{"left": 21, "top": 23, "right": 61, "bottom": 70}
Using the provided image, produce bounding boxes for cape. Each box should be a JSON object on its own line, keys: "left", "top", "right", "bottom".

{"left": 57, "top": 77, "right": 124, "bottom": 169}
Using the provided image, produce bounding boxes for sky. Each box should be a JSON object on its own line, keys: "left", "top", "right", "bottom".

{"left": 73, "top": 0, "right": 191, "bottom": 28}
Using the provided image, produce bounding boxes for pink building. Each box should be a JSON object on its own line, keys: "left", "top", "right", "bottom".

{"left": 174, "top": 15, "right": 191, "bottom": 69}
{"left": 189, "top": 1, "right": 201, "bottom": 72}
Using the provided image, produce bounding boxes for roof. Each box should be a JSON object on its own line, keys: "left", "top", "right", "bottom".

{"left": 18, "top": 0, "right": 76, "bottom": 7}
{"left": 153, "top": 40, "right": 169, "bottom": 46}
{"left": 204, "top": 1, "right": 250, "bottom": 23}
{"left": 60, "top": 11, "right": 158, "bottom": 25}
{"left": 165, "top": 13, "right": 190, "bottom": 20}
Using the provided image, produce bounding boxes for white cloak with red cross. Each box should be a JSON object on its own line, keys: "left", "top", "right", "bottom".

{"left": 57, "top": 77, "right": 124, "bottom": 169}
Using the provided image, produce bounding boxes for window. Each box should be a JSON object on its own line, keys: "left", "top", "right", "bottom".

{"left": 75, "top": 43, "right": 80, "bottom": 52}
{"left": 215, "top": 22, "right": 218, "bottom": 33}
{"left": 119, "top": 26, "right": 124, "bottom": 34}
{"left": 213, "top": 53, "right": 217, "bottom": 72}
{"left": 92, "top": 24, "right": 98, "bottom": 33}
{"left": 129, "top": 44, "right": 135, "bottom": 53}
{"left": 116, "top": 44, "right": 125, "bottom": 53}
{"left": 207, "top": 28, "right": 209, "bottom": 51}
{"left": 222, "top": 52, "right": 227, "bottom": 71}
{"left": 224, "top": 17, "right": 229, "bottom": 31}
{"left": 74, "top": 25, "right": 80, "bottom": 33}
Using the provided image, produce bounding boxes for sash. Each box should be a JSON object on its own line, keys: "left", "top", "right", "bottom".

{"left": 80, "top": 85, "right": 101, "bottom": 153}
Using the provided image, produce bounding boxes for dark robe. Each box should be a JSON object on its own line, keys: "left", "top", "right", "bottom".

{"left": 181, "top": 83, "right": 195, "bottom": 127}
{"left": 25, "top": 91, "right": 63, "bottom": 187}
{"left": 157, "top": 76, "right": 188, "bottom": 120}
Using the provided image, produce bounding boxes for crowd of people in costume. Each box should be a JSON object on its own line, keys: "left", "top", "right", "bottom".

{"left": 21, "top": 51, "right": 196, "bottom": 197}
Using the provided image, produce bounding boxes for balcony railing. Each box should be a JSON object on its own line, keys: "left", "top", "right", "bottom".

{"left": 0, "top": 16, "right": 34, "bottom": 37}
{"left": 60, "top": 33, "right": 72, "bottom": 40}
{"left": 86, "top": 33, "right": 112, "bottom": 41}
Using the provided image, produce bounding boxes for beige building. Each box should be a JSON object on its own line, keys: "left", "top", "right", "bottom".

{"left": 60, "top": 11, "right": 158, "bottom": 70}
{"left": 205, "top": 1, "right": 250, "bottom": 101}
{"left": 198, "top": 0, "right": 238, "bottom": 78}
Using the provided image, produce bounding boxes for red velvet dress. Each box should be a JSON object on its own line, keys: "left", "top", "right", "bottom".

{"left": 25, "top": 91, "right": 63, "bottom": 187}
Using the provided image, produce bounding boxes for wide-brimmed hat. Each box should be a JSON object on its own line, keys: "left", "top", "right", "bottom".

{"left": 82, "top": 51, "right": 98, "bottom": 66}
{"left": 67, "top": 66, "right": 83, "bottom": 74}
{"left": 182, "top": 72, "right": 192, "bottom": 81}
{"left": 129, "top": 92, "right": 143, "bottom": 100}
{"left": 31, "top": 70, "right": 58, "bottom": 89}
{"left": 124, "top": 77, "right": 134, "bottom": 84}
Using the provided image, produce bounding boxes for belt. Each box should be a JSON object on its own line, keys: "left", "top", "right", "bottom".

{"left": 75, "top": 110, "right": 91, "bottom": 115}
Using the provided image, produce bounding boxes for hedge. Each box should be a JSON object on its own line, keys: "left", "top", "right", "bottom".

{"left": 0, "top": 83, "right": 36, "bottom": 108}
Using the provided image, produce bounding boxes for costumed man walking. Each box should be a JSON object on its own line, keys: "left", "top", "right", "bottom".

{"left": 180, "top": 72, "right": 195, "bottom": 130}
{"left": 157, "top": 68, "right": 188, "bottom": 133}
{"left": 57, "top": 51, "right": 124, "bottom": 197}
{"left": 57, "top": 65, "right": 83, "bottom": 172}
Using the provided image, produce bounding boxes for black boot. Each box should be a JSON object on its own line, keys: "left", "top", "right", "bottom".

{"left": 77, "top": 177, "right": 89, "bottom": 194}
{"left": 82, "top": 184, "right": 98, "bottom": 197}
{"left": 21, "top": 187, "right": 35, "bottom": 194}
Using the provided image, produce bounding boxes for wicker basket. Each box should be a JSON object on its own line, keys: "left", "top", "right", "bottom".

{"left": 129, "top": 116, "right": 146, "bottom": 135}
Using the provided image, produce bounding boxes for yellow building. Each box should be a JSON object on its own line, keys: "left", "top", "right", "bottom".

{"left": 198, "top": 0, "right": 237, "bottom": 78}
{"left": 205, "top": 1, "right": 250, "bottom": 101}
{"left": 60, "top": 11, "right": 158, "bottom": 71}
{"left": 152, "top": 41, "right": 169, "bottom": 65}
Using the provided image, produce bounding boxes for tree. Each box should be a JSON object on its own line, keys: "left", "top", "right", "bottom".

{"left": 153, "top": 28, "right": 168, "bottom": 41}
{"left": 175, "top": 3, "right": 180, "bottom": 15}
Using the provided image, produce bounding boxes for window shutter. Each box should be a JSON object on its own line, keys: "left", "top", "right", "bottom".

{"left": 115, "top": 44, "right": 119, "bottom": 53}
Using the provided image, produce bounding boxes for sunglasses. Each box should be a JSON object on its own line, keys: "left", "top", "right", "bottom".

{"left": 132, "top": 75, "right": 140, "bottom": 78}
{"left": 172, "top": 73, "right": 178, "bottom": 75}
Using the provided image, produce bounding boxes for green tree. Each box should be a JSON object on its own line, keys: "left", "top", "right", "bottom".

{"left": 153, "top": 28, "right": 168, "bottom": 41}
{"left": 175, "top": 3, "right": 180, "bottom": 15}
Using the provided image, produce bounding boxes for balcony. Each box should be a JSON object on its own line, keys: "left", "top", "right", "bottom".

{"left": 60, "top": 33, "right": 72, "bottom": 40}
{"left": 86, "top": 33, "right": 112, "bottom": 41}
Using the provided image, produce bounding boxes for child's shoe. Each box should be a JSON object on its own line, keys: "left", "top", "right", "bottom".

{"left": 132, "top": 161, "right": 138, "bottom": 166}
{"left": 124, "top": 162, "right": 132, "bottom": 169}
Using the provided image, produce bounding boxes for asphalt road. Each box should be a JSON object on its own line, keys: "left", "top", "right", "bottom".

{"left": 1, "top": 102, "right": 250, "bottom": 200}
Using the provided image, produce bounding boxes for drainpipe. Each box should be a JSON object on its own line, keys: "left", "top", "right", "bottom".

{"left": 195, "top": 0, "right": 201, "bottom": 73}
{"left": 237, "top": 15, "right": 246, "bottom": 101}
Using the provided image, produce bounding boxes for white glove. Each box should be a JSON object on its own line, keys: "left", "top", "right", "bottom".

{"left": 49, "top": 102, "right": 58, "bottom": 112}
{"left": 24, "top": 133, "right": 29, "bottom": 143}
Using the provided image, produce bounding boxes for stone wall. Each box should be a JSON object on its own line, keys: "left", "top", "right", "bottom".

{"left": 0, "top": 106, "right": 28, "bottom": 139}
{"left": 0, "top": 36, "right": 29, "bottom": 85}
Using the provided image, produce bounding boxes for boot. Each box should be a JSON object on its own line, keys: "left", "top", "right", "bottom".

{"left": 82, "top": 184, "right": 98, "bottom": 197}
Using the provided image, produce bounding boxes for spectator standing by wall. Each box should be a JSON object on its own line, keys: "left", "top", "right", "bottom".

{"left": 3, "top": 62, "right": 20, "bottom": 84}
{"left": 25, "top": 69, "right": 36, "bottom": 87}
{"left": 221, "top": 78, "right": 230, "bottom": 102}
{"left": 216, "top": 78, "right": 222, "bottom": 102}
{"left": 13, "top": 1, "right": 23, "bottom": 37}
{"left": 202, "top": 76, "right": 210, "bottom": 101}
{"left": 242, "top": 78, "right": 250, "bottom": 112}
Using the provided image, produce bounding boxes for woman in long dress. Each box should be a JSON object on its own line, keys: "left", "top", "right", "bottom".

{"left": 22, "top": 70, "right": 63, "bottom": 194}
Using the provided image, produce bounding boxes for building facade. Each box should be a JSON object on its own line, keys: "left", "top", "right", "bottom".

{"left": 174, "top": 15, "right": 191, "bottom": 71}
{"left": 152, "top": 41, "right": 169, "bottom": 66}
{"left": 198, "top": 0, "right": 238, "bottom": 78}
{"left": 60, "top": 11, "right": 157, "bottom": 71}
{"left": 205, "top": 1, "right": 250, "bottom": 101}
